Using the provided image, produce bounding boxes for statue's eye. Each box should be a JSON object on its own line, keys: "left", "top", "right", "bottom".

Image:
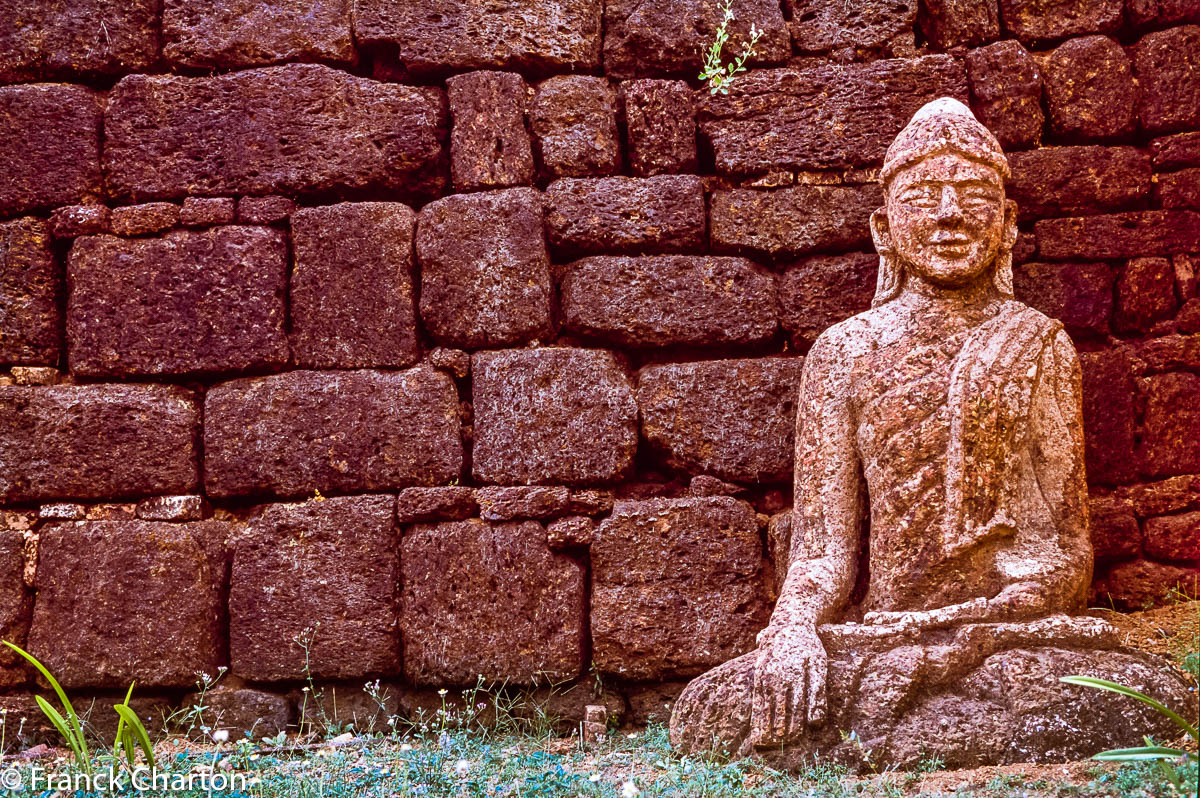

{"left": 899, "top": 187, "right": 939, "bottom": 208}
{"left": 961, "top": 187, "right": 998, "bottom": 209}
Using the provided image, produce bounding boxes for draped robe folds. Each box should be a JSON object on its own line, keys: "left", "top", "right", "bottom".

{"left": 669, "top": 300, "right": 1194, "bottom": 770}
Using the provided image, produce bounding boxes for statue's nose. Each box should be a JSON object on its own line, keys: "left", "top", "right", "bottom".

{"left": 936, "top": 185, "right": 963, "bottom": 222}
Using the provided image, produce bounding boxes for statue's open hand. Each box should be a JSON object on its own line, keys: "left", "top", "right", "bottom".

{"left": 750, "top": 624, "right": 827, "bottom": 747}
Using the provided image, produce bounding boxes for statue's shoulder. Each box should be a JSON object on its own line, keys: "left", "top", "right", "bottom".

{"left": 808, "top": 306, "right": 891, "bottom": 363}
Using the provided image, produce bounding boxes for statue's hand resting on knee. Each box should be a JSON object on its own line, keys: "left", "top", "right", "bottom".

{"left": 750, "top": 623, "right": 828, "bottom": 746}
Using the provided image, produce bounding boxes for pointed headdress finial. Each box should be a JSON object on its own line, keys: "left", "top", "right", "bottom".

{"left": 880, "top": 97, "right": 1009, "bottom": 186}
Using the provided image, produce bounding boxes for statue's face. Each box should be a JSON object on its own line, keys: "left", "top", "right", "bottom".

{"left": 884, "top": 152, "right": 1006, "bottom": 288}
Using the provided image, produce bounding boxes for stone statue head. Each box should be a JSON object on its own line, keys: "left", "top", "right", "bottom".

{"left": 870, "top": 98, "right": 1018, "bottom": 306}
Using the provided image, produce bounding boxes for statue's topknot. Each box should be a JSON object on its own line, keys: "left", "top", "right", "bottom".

{"left": 880, "top": 97, "right": 1009, "bottom": 186}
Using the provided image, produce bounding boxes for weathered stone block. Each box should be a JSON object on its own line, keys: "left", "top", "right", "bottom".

{"left": 965, "top": 40, "right": 1043, "bottom": 150}
{"left": 530, "top": 77, "right": 620, "bottom": 178}
{"left": 136, "top": 495, "right": 208, "bottom": 522}
{"left": 416, "top": 188, "right": 553, "bottom": 349}
{"left": 1138, "top": 371, "right": 1200, "bottom": 478}
{"left": 109, "top": 202, "right": 180, "bottom": 236}
{"left": 1115, "top": 258, "right": 1178, "bottom": 333}
{"left": 67, "top": 227, "right": 289, "bottom": 377}
{"left": 1012, "top": 261, "right": 1114, "bottom": 336}
{"left": 476, "top": 486, "right": 570, "bottom": 521}
{"left": 1007, "top": 147, "right": 1150, "bottom": 221}
{"left": 1036, "top": 211, "right": 1200, "bottom": 260}
{"left": 561, "top": 255, "right": 776, "bottom": 348}
{"left": 591, "top": 497, "right": 769, "bottom": 680}
{"left": 1041, "top": 36, "right": 1137, "bottom": 141}
{"left": 1080, "top": 350, "right": 1137, "bottom": 485}
{"left": 778, "top": 252, "right": 878, "bottom": 347}
{"left": 290, "top": 202, "right": 419, "bottom": 369}
{"left": 1152, "top": 132, "right": 1200, "bottom": 169}
{"left": 446, "top": 71, "right": 534, "bottom": 191}
{"left": 1158, "top": 168, "right": 1200, "bottom": 210}
{"left": 354, "top": 0, "right": 602, "bottom": 74}
{"left": 1126, "top": 0, "right": 1200, "bottom": 27}
{"left": 603, "top": 0, "right": 789, "bottom": 78}
{"left": 0, "top": 384, "right": 199, "bottom": 502}
{"left": 104, "top": 65, "right": 445, "bottom": 202}
{"left": 26, "top": 520, "right": 228, "bottom": 688}
{"left": 401, "top": 519, "right": 585, "bottom": 685}
{"left": 620, "top": 79, "right": 697, "bottom": 177}
{"left": 0, "top": 0, "right": 157, "bottom": 81}
{"left": 789, "top": 0, "right": 916, "bottom": 54}
{"left": 919, "top": 0, "right": 998, "bottom": 50}
{"left": 162, "top": 0, "right": 354, "bottom": 68}
{"left": 49, "top": 205, "right": 110, "bottom": 238}
{"left": 238, "top": 195, "right": 295, "bottom": 224}
{"left": 1145, "top": 511, "right": 1200, "bottom": 560}
{"left": 638, "top": 358, "right": 803, "bottom": 483}
{"left": 9, "top": 367, "right": 58, "bottom": 386}
{"left": 205, "top": 368, "right": 462, "bottom": 498}
{"left": 180, "top": 197, "right": 235, "bottom": 227}
{"left": 546, "top": 176, "right": 705, "bottom": 256}
{"left": 546, "top": 515, "right": 595, "bottom": 549}
{"left": 1092, "top": 559, "right": 1198, "bottom": 610}
{"left": 0, "top": 218, "right": 59, "bottom": 366}
{"left": 472, "top": 348, "right": 637, "bottom": 485}
{"left": 230, "top": 496, "right": 400, "bottom": 681}
{"left": 1133, "top": 25, "right": 1200, "bottom": 134}
{"left": 188, "top": 686, "right": 292, "bottom": 738}
{"left": 1088, "top": 497, "right": 1141, "bottom": 560}
{"left": 999, "top": 0, "right": 1122, "bottom": 41}
{"left": 0, "top": 531, "right": 30, "bottom": 687}
{"left": 0, "top": 85, "right": 101, "bottom": 216}
{"left": 697, "top": 56, "right": 966, "bottom": 174}
{"left": 710, "top": 184, "right": 882, "bottom": 257}
{"left": 395, "top": 486, "right": 476, "bottom": 524}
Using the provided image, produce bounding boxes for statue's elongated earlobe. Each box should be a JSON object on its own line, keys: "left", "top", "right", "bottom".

{"left": 870, "top": 208, "right": 903, "bottom": 307}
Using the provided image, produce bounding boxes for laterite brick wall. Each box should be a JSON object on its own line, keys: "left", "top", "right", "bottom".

{"left": 0, "top": 0, "right": 1198, "bottom": 728}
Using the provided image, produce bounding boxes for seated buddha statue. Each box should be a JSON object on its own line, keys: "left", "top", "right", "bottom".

{"left": 669, "top": 98, "right": 1194, "bottom": 769}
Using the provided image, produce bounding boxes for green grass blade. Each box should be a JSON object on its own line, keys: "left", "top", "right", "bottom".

{"left": 114, "top": 682, "right": 135, "bottom": 767}
{"left": 35, "top": 695, "right": 86, "bottom": 769}
{"left": 113, "top": 704, "right": 156, "bottom": 770}
{"left": 1060, "top": 676, "right": 1199, "bottom": 739}
{"left": 6, "top": 641, "right": 91, "bottom": 769}
{"left": 1093, "top": 747, "right": 1186, "bottom": 761}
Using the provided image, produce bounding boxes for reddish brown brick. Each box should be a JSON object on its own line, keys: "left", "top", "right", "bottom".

{"left": 711, "top": 184, "right": 882, "bottom": 258}
{"left": 1000, "top": 0, "right": 1122, "bottom": 42}
{"left": 778, "top": 252, "right": 878, "bottom": 347}
{"left": 0, "top": 218, "right": 59, "bottom": 366}
{"left": 204, "top": 368, "right": 463, "bottom": 498}
{"left": 530, "top": 76, "right": 620, "bottom": 178}
{"left": 162, "top": 0, "right": 354, "bottom": 68}
{"left": 394, "top": 486, "right": 476, "bottom": 524}
{"left": 1138, "top": 371, "right": 1200, "bottom": 478}
{"left": 1006, "top": 147, "right": 1150, "bottom": 221}
{"left": 919, "top": 0, "right": 998, "bottom": 50}
{"left": 965, "top": 40, "right": 1044, "bottom": 150}
{"left": 1088, "top": 497, "right": 1141, "bottom": 560}
{"left": 446, "top": 71, "right": 534, "bottom": 191}
{"left": 1126, "top": 0, "right": 1200, "bottom": 28}
{"left": 1092, "top": 559, "right": 1198, "bottom": 610}
{"left": 1035, "top": 210, "right": 1200, "bottom": 260}
{"left": 230, "top": 496, "right": 399, "bottom": 682}
{"left": 401, "top": 519, "right": 585, "bottom": 685}
{"left": 1158, "top": 168, "right": 1200, "bottom": 210}
{"left": 620, "top": 79, "right": 697, "bottom": 177}
{"left": 1115, "top": 257, "right": 1179, "bottom": 333}
{"left": 0, "top": 85, "right": 101, "bottom": 216}
{"left": 110, "top": 203, "right": 181, "bottom": 236}
{"left": 545, "top": 176, "right": 705, "bottom": 256}
{"left": 0, "top": 530, "right": 30, "bottom": 687}
{"left": 49, "top": 205, "right": 110, "bottom": 238}
{"left": 789, "top": 0, "right": 916, "bottom": 54}
{"left": 26, "top": 520, "right": 228, "bottom": 688}
{"left": 67, "top": 228, "right": 289, "bottom": 377}
{"left": 472, "top": 348, "right": 637, "bottom": 486}
{"left": 1012, "top": 261, "right": 1114, "bottom": 336}
{"left": 238, "top": 195, "right": 295, "bottom": 224}
{"left": 1145, "top": 511, "right": 1200, "bottom": 561}
{"left": 1080, "top": 350, "right": 1137, "bottom": 485}
{"left": 1152, "top": 132, "right": 1200, "bottom": 170}
{"left": 1041, "top": 36, "right": 1137, "bottom": 141}
{"left": 179, "top": 197, "right": 235, "bottom": 227}
{"left": 1133, "top": 25, "right": 1200, "bottom": 134}
{"left": 290, "top": 202, "right": 419, "bottom": 369}
{"left": 0, "top": 384, "right": 199, "bottom": 503}
{"left": 0, "top": 0, "right": 157, "bottom": 81}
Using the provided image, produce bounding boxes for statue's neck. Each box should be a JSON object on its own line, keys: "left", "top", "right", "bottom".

{"left": 898, "top": 271, "right": 1000, "bottom": 312}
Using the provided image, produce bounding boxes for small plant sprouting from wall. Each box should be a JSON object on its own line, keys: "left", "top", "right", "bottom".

{"left": 698, "top": 0, "right": 763, "bottom": 95}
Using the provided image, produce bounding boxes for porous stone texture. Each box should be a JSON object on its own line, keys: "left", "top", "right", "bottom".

{"left": 1000, "top": 0, "right": 1122, "bottom": 42}
{"left": 136, "top": 495, "right": 209, "bottom": 522}
{"left": 1133, "top": 25, "right": 1200, "bottom": 134}
{"left": 401, "top": 519, "right": 586, "bottom": 685}
{"left": 711, "top": 185, "right": 882, "bottom": 258}
{"left": 778, "top": 253, "right": 878, "bottom": 347}
{"left": 1041, "top": 36, "right": 1138, "bottom": 142}
{"left": 1115, "top": 257, "right": 1178, "bottom": 333}
{"left": 789, "top": 0, "right": 917, "bottom": 55}
{"left": 66, "top": 227, "right": 289, "bottom": 377}
{"left": 162, "top": 0, "right": 354, "bottom": 68}
{"left": 238, "top": 195, "right": 295, "bottom": 224}
{"left": 476, "top": 486, "right": 570, "bottom": 521}
{"left": 26, "top": 520, "right": 228, "bottom": 689}
{"left": 591, "top": 497, "right": 769, "bottom": 680}
{"left": 1158, "top": 168, "right": 1200, "bottom": 210}
{"left": 545, "top": 176, "right": 705, "bottom": 256}
{"left": 0, "top": 0, "right": 157, "bottom": 81}
{"left": 354, "top": 0, "right": 603, "bottom": 75}
{"left": 697, "top": 55, "right": 966, "bottom": 174}
{"left": 110, "top": 203, "right": 181, "bottom": 236}
{"left": 1089, "top": 497, "right": 1141, "bottom": 560}
{"left": 446, "top": 71, "right": 534, "bottom": 191}
{"left": 620, "top": 79, "right": 697, "bottom": 176}
{"left": 637, "top": 358, "right": 804, "bottom": 483}
{"left": 1145, "top": 511, "right": 1200, "bottom": 560}
{"left": 0, "top": 218, "right": 59, "bottom": 366}
{"left": 290, "top": 202, "right": 420, "bottom": 369}
{"left": 1012, "top": 261, "right": 1115, "bottom": 336}
{"left": 1079, "top": 350, "right": 1137, "bottom": 485}
{"left": 546, "top": 515, "right": 596, "bottom": 549}
{"left": 49, "top": 204, "right": 110, "bottom": 238}
{"left": 919, "top": 0, "right": 998, "bottom": 50}
{"left": 603, "top": 0, "right": 790, "bottom": 78}
{"left": 472, "top": 348, "right": 637, "bottom": 486}
{"left": 204, "top": 368, "right": 462, "bottom": 498}
{"left": 285, "top": 684, "right": 398, "bottom": 734}
{"left": 1035, "top": 210, "right": 1200, "bottom": 260}
{"left": 230, "top": 496, "right": 401, "bottom": 681}
{"left": 965, "top": 40, "right": 1044, "bottom": 150}
{"left": 0, "top": 530, "right": 31, "bottom": 687}
{"left": 395, "top": 486, "right": 477, "bottom": 524}
{"left": 416, "top": 188, "right": 553, "bottom": 349}
{"left": 189, "top": 686, "right": 293, "bottom": 738}
{"left": 560, "top": 255, "right": 776, "bottom": 348}
{"left": 0, "top": 84, "right": 102, "bottom": 216}
{"left": 1093, "top": 560, "right": 1199, "bottom": 609}
{"left": 1006, "top": 147, "right": 1150, "bottom": 221}
{"left": 1152, "top": 132, "right": 1200, "bottom": 169}
{"left": 530, "top": 76, "right": 621, "bottom": 178}
{"left": 180, "top": 197, "right": 236, "bottom": 227}
{"left": 1138, "top": 372, "right": 1200, "bottom": 478}
{"left": 104, "top": 64, "right": 446, "bottom": 202}
{"left": 0, "top": 384, "right": 199, "bottom": 503}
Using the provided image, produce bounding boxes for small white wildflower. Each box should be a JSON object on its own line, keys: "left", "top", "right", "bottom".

{"left": 626, "top": 731, "right": 638, "bottom": 739}
{"left": 211, "top": 729, "right": 229, "bottom": 743}
{"left": 454, "top": 759, "right": 470, "bottom": 776}
{"left": 588, "top": 774, "right": 601, "bottom": 783}
{"left": 437, "top": 689, "right": 448, "bottom": 696}
{"left": 400, "top": 743, "right": 413, "bottom": 751}
{"left": 621, "top": 780, "right": 640, "bottom": 798}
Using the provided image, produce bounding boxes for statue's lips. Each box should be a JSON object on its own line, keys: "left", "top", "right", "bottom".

{"left": 929, "top": 237, "right": 972, "bottom": 258}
